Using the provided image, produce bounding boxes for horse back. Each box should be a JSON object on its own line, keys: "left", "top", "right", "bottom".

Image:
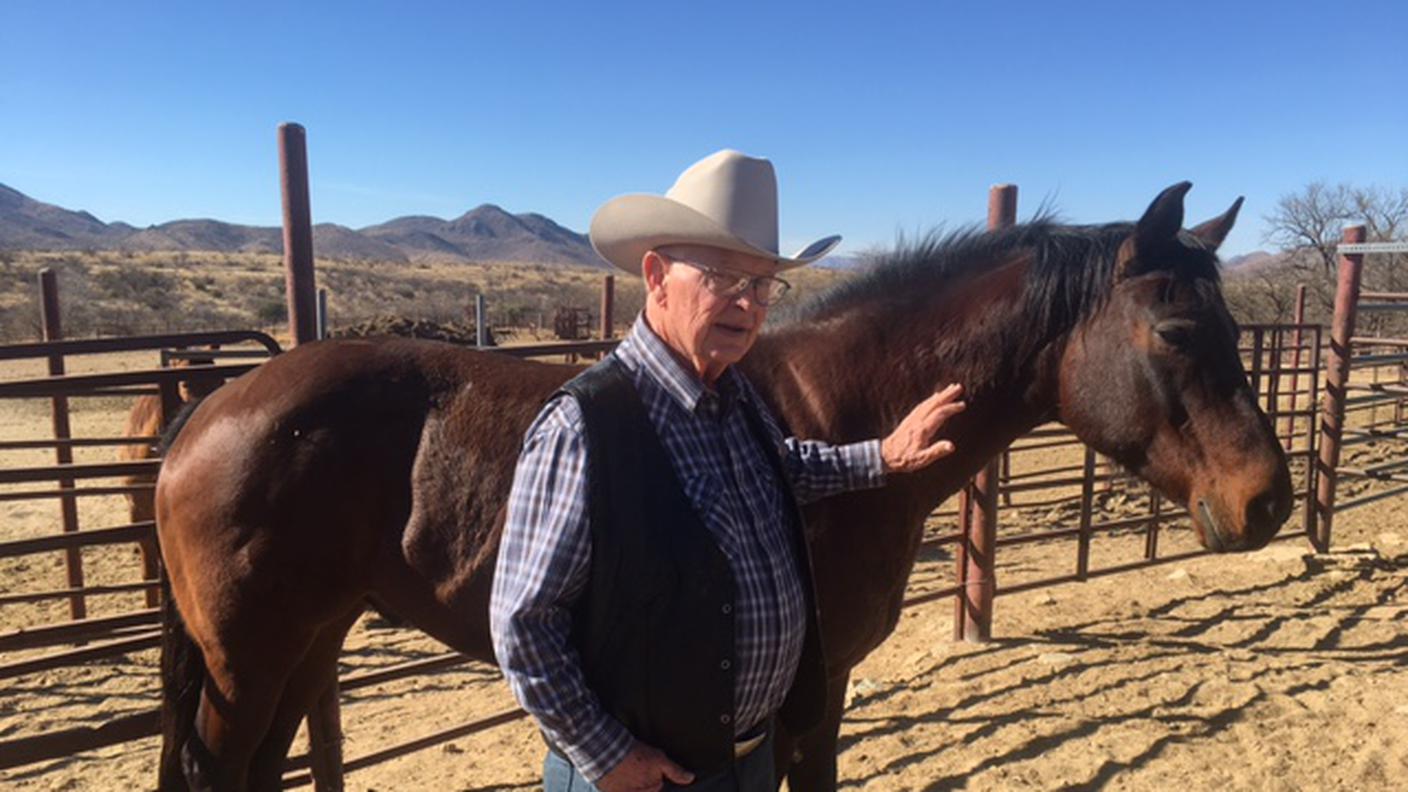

{"left": 155, "top": 338, "right": 581, "bottom": 656}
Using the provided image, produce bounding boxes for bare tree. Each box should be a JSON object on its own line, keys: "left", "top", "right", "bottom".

{"left": 1263, "top": 181, "right": 1356, "bottom": 276}
{"left": 1253, "top": 182, "right": 1408, "bottom": 332}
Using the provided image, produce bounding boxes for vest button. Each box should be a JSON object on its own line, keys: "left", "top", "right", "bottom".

{"left": 720, "top": 659, "right": 731, "bottom": 671}
{"left": 720, "top": 714, "right": 732, "bottom": 725}
{"left": 721, "top": 603, "right": 732, "bottom": 615}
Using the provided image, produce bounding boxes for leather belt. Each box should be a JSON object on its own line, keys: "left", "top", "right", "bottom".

{"left": 733, "top": 730, "right": 767, "bottom": 759}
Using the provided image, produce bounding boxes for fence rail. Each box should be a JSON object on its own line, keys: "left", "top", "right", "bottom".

{"left": 3, "top": 172, "right": 1404, "bottom": 786}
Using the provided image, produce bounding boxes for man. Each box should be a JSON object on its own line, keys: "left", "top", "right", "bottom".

{"left": 490, "top": 150, "right": 965, "bottom": 792}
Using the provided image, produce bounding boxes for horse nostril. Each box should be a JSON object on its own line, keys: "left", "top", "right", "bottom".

{"left": 1245, "top": 489, "right": 1285, "bottom": 529}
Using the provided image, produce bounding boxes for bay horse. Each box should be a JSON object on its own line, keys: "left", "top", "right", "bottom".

{"left": 119, "top": 355, "right": 225, "bottom": 604}
{"left": 154, "top": 183, "right": 1292, "bottom": 791}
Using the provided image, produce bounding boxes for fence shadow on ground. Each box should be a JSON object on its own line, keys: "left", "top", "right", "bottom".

{"left": 836, "top": 548, "right": 1408, "bottom": 790}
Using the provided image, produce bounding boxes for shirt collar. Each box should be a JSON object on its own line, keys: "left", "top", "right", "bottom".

{"left": 616, "top": 314, "right": 749, "bottom": 416}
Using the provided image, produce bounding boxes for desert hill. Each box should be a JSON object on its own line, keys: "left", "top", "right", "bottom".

{"left": 0, "top": 184, "right": 603, "bottom": 268}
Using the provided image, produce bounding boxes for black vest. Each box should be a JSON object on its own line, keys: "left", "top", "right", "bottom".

{"left": 559, "top": 356, "right": 827, "bottom": 776}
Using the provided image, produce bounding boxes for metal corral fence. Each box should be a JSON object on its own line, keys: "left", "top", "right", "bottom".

{"left": 2, "top": 125, "right": 1403, "bottom": 785}
{"left": 1312, "top": 231, "right": 1408, "bottom": 543}
{"left": 0, "top": 275, "right": 621, "bottom": 775}
{"left": 0, "top": 307, "right": 1332, "bottom": 780}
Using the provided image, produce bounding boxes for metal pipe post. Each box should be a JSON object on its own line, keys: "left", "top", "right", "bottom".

{"left": 1266, "top": 326, "right": 1282, "bottom": 430}
{"left": 599, "top": 275, "right": 615, "bottom": 340}
{"left": 475, "top": 294, "right": 488, "bottom": 347}
{"left": 316, "top": 288, "right": 329, "bottom": 340}
{"left": 38, "top": 270, "right": 86, "bottom": 620}
{"left": 1284, "top": 284, "right": 1307, "bottom": 447}
{"left": 1076, "top": 447, "right": 1096, "bottom": 578}
{"left": 959, "top": 183, "right": 1017, "bottom": 642}
{"left": 1313, "top": 225, "right": 1367, "bottom": 552}
{"left": 1249, "top": 328, "right": 1264, "bottom": 400}
{"left": 279, "top": 123, "right": 317, "bottom": 346}
{"left": 1144, "top": 491, "right": 1162, "bottom": 560}
{"left": 952, "top": 487, "right": 973, "bottom": 642}
{"left": 1303, "top": 326, "right": 1323, "bottom": 541}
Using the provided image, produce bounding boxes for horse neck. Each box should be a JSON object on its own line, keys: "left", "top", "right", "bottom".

{"left": 749, "top": 255, "right": 1065, "bottom": 508}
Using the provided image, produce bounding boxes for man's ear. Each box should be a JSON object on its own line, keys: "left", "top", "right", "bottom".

{"left": 642, "top": 250, "right": 668, "bottom": 304}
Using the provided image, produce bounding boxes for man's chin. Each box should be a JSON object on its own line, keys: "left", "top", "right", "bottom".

{"left": 706, "top": 347, "right": 750, "bottom": 367}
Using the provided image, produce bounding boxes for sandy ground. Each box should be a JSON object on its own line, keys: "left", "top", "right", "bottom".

{"left": 3, "top": 351, "right": 1407, "bottom": 791}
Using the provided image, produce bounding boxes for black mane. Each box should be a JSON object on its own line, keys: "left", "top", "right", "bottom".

{"left": 787, "top": 218, "right": 1221, "bottom": 345}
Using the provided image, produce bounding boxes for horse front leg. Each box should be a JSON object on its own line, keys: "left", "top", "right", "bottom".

{"left": 305, "top": 673, "right": 345, "bottom": 792}
{"left": 785, "top": 672, "right": 849, "bottom": 792}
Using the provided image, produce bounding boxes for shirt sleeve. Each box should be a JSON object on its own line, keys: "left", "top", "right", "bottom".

{"left": 782, "top": 436, "right": 887, "bottom": 504}
{"left": 489, "top": 395, "right": 634, "bottom": 782}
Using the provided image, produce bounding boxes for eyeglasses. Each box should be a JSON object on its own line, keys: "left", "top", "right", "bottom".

{"left": 659, "top": 254, "right": 792, "bottom": 306}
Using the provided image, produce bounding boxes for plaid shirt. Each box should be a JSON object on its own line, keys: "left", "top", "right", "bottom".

{"left": 490, "top": 315, "right": 884, "bottom": 781}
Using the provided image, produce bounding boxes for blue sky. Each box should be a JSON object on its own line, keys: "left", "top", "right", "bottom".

{"left": 3, "top": 0, "right": 1404, "bottom": 258}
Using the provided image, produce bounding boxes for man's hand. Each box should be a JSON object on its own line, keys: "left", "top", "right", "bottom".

{"left": 881, "top": 383, "right": 966, "bottom": 473}
{"left": 596, "top": 741, "right": 695, "bottom": 792}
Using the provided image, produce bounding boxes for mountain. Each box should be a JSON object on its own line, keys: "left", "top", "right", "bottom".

{"left": 813, "top": 253, "right": 863, "bottom": 271}
{"left": 0, "top": 184, "right": 603, "bottom": 267}
{"left": 362, "top": 204, "right": 599, "bottom": 267}
{"left": 0, "top": 183, "right": 125, "bottom": 248}
{"left": 1222, "top": 250, "right": 1287, "bottom": 273}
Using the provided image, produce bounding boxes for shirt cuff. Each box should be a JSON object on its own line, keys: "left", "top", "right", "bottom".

{"left": 842, "top": 438, "right": 886, "bottom": 489}
{"left": 562, "top": 716, "right": 636, "bottom": 783}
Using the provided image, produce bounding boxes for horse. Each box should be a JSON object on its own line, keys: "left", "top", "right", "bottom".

{"left": 153, "top": 183, "right": 1293, "bottom": 791}
{"left": 118, "top": 355, "right": 225, "bottom": 605}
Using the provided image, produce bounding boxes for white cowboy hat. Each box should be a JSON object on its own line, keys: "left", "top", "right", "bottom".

{"left": 589, "top": 149, "right": 841, "bottom": 274}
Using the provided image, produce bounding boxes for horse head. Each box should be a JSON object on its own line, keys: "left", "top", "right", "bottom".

{"left": 1057, "top": 183, "right": 1293, "bottom": 551}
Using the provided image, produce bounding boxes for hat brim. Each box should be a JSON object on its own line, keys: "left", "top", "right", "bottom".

{"left": 589, "top": 194, "right": 841, "bottom": 275}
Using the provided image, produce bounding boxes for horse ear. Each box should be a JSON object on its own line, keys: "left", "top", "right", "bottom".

{"left": 1189, "top": 196, "right": 1244, "bottom": 252}
{"left": 1136, "top": 182, "right": 1191, "bottom": 247}
{"left": 1116, "top": 182, "right": 1192, "bottom": 281}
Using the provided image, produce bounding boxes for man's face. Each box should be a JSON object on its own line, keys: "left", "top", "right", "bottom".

{"left": 644, "top": 244, "right": 777, "bottom": 381}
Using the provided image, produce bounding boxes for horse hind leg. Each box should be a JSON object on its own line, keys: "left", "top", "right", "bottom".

{"left": 243, "top": 608, "right": 362, "bottom": 792}
{"left": 178, "top": 638, "right": 307, "bottom": 791}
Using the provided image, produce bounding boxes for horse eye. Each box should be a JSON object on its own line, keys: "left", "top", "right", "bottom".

{"left": 1155, "top": 321, "right": 1197, "bottom": 348}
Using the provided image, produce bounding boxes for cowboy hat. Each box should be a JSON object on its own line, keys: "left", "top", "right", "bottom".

{"left": 589, "top": 149, "right": 841, "bottom": 274}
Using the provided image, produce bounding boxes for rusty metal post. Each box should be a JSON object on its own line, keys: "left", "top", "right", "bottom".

{"left": 1266, "top": 326, "right": 1282, "bottom": 430}
{"left": 1076, "top": 446, "right": 1096, "bottom": 578}
{"left": 952, "top": 487, "right": 973, "bottom": 642}
{"left": 1303, "top": 326, "right": 1323, "bottom": 543}
{"left": 280, "top": 122, "right": 317, "bottom": 346}
{"left": 316, "top": 288, "right": 329, "bottom": 340}
{"left": 962, "top": 472, "right": 998, "bottom": 643}
{"left": 957, "top": 184, "right": 1017, "bottom": 643}
{"left": 475, "top": 294, "right": 488, "bottom": 348}
{"left": 38, "top": 270, "right": 86, "bottom": 620}
{"left": 1249, "top": 327, "right": 1264, "bottom": 401}
{"left": 1144, "top": 491, "right": 1162, "bottom": 560}
{"left": 600, "top": 275, "right": 615, "bottom": 340}
{"left": 1284, "top": 284, "right": 1307, "bottom": 448}
{"left": 1313, "top": 225, "right": 1366, "bottom": 552}
{"left": 999, "top": 449, "right": 1012, "bottom": 506}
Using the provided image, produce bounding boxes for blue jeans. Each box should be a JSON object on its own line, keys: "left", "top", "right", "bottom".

{"left": 543, "top": 732, "right": 776, "bottom": 792}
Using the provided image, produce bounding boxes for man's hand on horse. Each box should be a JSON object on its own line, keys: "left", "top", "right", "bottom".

{"left": 881, "top": 383, "right": 966, "bottom": 473}
{"left": 597, "top": 741, "right": 694, "bottom": 792}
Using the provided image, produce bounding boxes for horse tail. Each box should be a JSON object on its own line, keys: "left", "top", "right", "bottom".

{"left": 156, "top": 396, "right": 209, "bottom": 791}
{"left": 159, "top": 396, "right": 206, "bottom": 455}
{"left": 157, "top": 570, "right": 203, "bottom": 790}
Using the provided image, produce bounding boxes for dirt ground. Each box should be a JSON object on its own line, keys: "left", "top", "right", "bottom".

{"left": 2, "top": 350, "right": 1407, "bottom": 791}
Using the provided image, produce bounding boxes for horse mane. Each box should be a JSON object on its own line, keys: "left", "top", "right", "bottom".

{"left": 783, "top": 217, "right": 1221, "bottom": 355}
